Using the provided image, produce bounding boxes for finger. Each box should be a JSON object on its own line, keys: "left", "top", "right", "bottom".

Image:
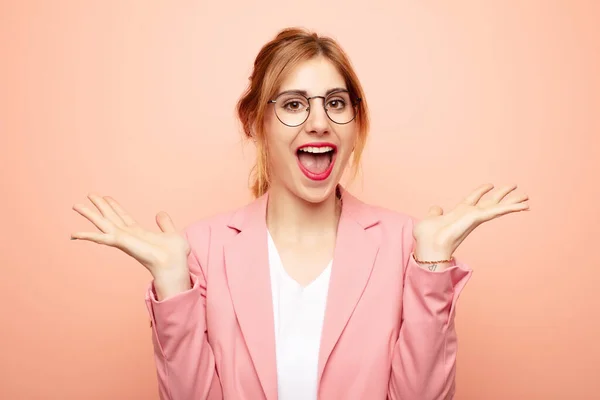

{"left": 463, "top": 183, "right": 494, "bottom": 206}
{"left": 104, "top": 196, "right": 137, "bottom": 226}
{"left": 427, "top": 205, "right": 443, "bottom": 217}
{"left": 156, "top": 211, "right": 176, "bottom": 233}
{"left": 489, "top": 184, "right": 518, "bottom": 203}
{"left": 88, "top": 193, "right": 125, "bottom": 227}
{"left": 72, "top": 203, "right": 113, "bottom": 233}
{"left": 500, "top": 192, "right": 529, "bottom": 205}
{"left": 71, "top": 231, "right": 114, "bottom": 245}
{"left": 480, "top": 202, "right": 530, "bottom": 221}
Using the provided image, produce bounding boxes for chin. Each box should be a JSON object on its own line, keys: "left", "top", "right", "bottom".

{"left": 293, "top": 177, "right": 340, "bottom": 205}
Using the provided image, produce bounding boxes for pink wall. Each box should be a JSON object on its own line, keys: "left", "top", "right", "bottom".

{"left": 1, "top": 1, "right": 598, "bottom": 399}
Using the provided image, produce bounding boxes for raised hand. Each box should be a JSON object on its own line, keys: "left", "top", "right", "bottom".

{"left": 413, "top": 184, "right": 529, "bottom": 265}
{"left": 71, "top": 193, "right": 191, "bottom": 298}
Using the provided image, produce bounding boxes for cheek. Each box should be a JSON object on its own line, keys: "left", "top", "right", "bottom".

{"left": 340, "top": 127, "right": 358, "bottom": 154}
{"left": 267, "top": 140, "right": 288, "bottom": 166}
{"left": 264, "top": 127, "right": 293, "bottom": 168}
{"left": 334, "top": 127, "right": 358, "bottom": 169}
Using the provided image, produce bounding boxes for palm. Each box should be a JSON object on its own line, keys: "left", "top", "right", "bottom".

{"left": 413, "top": 184, "right": 529, "bottom": 255}
{"left": 71, "top": 194, "right": 189, "bottom": 275}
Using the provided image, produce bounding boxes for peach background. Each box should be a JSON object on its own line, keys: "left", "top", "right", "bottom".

{"left": 1, "top": 1, "right": 599, "bottom": 399}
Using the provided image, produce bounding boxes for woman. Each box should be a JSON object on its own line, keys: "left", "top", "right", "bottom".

{"left": 71, "top": 27, "right": 529, "bottom": 400}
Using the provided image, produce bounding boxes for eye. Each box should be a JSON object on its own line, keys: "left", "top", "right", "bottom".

{"left": 279, "top": 96, "right": 308, "bottom": 113}
{"left": 284, "top": 101, "right": 303, "bottom": 111}
{"left": 327, "top": 98, "right": 346, "bottom": 110}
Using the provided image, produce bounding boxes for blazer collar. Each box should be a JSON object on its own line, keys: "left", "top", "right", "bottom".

{"left": 224, "top": 185, "right": 381, "bottom": 399}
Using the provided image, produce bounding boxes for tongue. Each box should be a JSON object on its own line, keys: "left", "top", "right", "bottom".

{"left": 298, "top": 152, "right": 331, "bottom": 174}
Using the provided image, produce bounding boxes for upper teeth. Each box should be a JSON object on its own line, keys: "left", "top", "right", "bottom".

{"left": 299, "top": 146, "right": 334, "bottom": 154}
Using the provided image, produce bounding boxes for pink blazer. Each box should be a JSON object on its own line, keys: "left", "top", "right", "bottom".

{"left": 145, "top": 188, "right": 472, "bottom": 400}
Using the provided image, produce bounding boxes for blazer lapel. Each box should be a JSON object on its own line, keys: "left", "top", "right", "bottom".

{"left": 317, "top": 187, "right": 381, "bottom": 385}
{"left": 224, "top": 193, "right": 278, "bottom": 400}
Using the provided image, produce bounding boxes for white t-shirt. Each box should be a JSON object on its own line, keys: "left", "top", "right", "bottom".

{"left": 267, "top": 231, "right": 332, "bottom": 400}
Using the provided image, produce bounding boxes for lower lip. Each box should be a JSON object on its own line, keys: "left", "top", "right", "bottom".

{"left": 296, "top": 152, "right": 337, "bottom": 181}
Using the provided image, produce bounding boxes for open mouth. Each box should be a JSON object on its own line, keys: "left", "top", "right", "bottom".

{"left": 296, "top": 143, "right": 337, "bottom": 181}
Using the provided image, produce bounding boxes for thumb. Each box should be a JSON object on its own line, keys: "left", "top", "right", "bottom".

{"left": 427, "top": 205, "right": 444, "bottom": 217}
{"left": 156, "top": 211, "right": 177, "bottom": 233}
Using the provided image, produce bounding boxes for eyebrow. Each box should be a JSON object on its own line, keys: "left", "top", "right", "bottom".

{"left": 276, "top": 87, "right": 348, "bottom": 97}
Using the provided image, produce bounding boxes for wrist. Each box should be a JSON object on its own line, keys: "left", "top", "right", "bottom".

{"left": 413, "top": 243, "right": 454, "bottom": 272}
{"left": 152, "top": 269, "right": 191, "bottom": 301}
{"left": 413, "top": 244, "right": 453, "bottom": 262}
{"left": 412, "top": 253, "right": 454, "bottom": 272}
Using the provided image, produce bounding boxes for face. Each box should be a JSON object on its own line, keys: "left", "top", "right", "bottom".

{"left": 263, "top": 56, "right": 359, "bottom": 204}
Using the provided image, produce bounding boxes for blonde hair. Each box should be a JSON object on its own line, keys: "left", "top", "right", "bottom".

{"left": 236, "top": 27, "right": 370, "bottom": 198}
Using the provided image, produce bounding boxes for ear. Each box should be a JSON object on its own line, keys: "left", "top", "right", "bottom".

{"left": 249, "top": 121, "right": 260, "bottom": 142}
{"left": 248, "top": 127, "right": 257, "bottom": 142}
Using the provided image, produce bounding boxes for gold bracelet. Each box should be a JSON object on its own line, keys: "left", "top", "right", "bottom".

{"left": 412, "top": 252, "right": 454, "bottom": 264}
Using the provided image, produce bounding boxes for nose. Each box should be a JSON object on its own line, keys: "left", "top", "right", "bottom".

{"left": 304, "top": 97, "right": 329, "bottom": 136}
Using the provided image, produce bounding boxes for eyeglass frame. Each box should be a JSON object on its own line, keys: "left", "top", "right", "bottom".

{"left": 267, "top": 88, "right": 362, "bottom": 127}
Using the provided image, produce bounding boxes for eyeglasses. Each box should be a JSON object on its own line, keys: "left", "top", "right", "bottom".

{"left": 267, "top": 89, "right": 361, "bottom": 127}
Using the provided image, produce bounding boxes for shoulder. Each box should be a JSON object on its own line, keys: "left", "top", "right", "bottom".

{"left": 343, "top": 192, "right": 418, "bottom": 266}
{"left": 361, "top": 199, "right": 417, "bottom": 244}
{"left": 182, "top": 207, "right": 240, "bottom": 243}
{"left": 339, "top": 189, "right": 420, "bottom": 254}
{"left": 181, "top": 195, "right": 264, "bottom": 245}
{"left": 365, "top": 201, "right": 416, "bottom": 227}
{"left": 342, "top": 188, "right": 418, "bottom": 231}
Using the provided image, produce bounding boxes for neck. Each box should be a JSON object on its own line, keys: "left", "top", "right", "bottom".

{"left": 265, "top": 183, "right": 341, "bottom": 242}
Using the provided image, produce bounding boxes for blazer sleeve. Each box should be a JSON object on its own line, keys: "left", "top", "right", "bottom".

{"left": 388, "top": 218, "right": 473, "bottom": 400}
{"left": 145, "top": 225, "right": 223, "bottom": 400}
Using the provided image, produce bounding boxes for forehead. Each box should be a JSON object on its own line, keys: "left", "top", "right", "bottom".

{"left": 278, "top": 56, "right": 347, "bottom": 95}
